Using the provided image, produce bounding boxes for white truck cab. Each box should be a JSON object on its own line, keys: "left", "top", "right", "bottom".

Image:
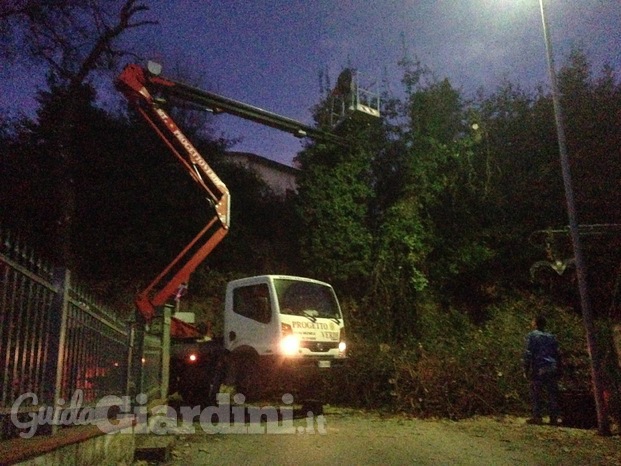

{"left": 170, "top": 275, "right": 347, "bottom": 404}
{"left": 224, "top": 275, "right": 347, "bottom": 367}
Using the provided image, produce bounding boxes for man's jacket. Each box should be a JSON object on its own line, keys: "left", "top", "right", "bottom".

{"left": 524, "top": 330, "right": 561, "bottom": 379}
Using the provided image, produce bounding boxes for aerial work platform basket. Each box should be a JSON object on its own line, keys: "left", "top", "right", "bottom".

{"left": 329, "top": 68, "right": 380, "bottom": 128}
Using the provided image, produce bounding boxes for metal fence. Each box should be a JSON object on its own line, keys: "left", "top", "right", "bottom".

{"left": 0, "top": 228, "right": 164, "bottom": 440}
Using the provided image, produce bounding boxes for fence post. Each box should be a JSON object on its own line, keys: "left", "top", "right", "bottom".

{"left": 160, "top": 304, "right": 172, "bottom": 400}
{"left": 127, "top": 310, "right": 145, "bottom": 402}
{"left": 47, "top": 267, "right": 70, "bottom": 435}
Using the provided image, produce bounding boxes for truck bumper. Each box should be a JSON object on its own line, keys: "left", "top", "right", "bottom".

{"left": 279, "top": 355, "right": 347, "bottom": 370}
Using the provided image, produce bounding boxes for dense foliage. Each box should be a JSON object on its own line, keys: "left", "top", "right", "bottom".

{"left": 1, "top": 0, "right": 620, "bottom": 420}
{"left": 293, "top": 52, "right": 621, "bottom": 419}
{"left": 296, "top": 53, "right": 621, "bottom": 329}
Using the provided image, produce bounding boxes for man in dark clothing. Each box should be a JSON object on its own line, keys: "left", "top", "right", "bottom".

{"left": 523, "top": 315, "right": 562, "bottom": 425}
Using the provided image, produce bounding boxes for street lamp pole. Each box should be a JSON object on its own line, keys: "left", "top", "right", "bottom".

{"left": 537, "top": 0, "right": 610, "bottom": 435}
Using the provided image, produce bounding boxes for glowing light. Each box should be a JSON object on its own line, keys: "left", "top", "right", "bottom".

{"left": 338, "top": 341, "right": 347, "bottom": 353}
{"left": 188, "top": 353, "right": 197, "bottom": 362}
{"left": 280, "top": 334, "right": 300, "bottom": 356}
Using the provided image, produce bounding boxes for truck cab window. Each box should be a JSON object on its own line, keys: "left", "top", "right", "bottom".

{"left": 274, "top": 279, "right": 341, "bottom": 319}
{"left": 232, "top": 284, "right": 272, "bottom": 324}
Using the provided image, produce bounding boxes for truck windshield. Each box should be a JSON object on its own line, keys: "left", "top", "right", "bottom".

{"left": 274, "top": 279, "right": 341, "bottom": 320}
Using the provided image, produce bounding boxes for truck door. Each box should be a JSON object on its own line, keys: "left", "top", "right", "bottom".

{"left": 226, "top": 282, "right": 279, "bottom": 354}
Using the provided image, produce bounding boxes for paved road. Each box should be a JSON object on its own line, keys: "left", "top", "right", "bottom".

{"left": 151, "top": 407, "right": 546, "bottom": 465}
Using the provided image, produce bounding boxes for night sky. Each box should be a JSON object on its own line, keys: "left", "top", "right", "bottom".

{"left": 1, "top": 0, "right": 620, "bottom": 165}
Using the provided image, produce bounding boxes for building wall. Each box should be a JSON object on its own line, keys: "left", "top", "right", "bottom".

{"left": 226, "top": 152, "right": 299, "bottom": 196}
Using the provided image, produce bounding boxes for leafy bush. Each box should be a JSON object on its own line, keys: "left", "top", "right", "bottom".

{"left": 322, "top": 335, "right": 395, "bottom": 408}
{"left": 328, "top": 294, "right": 594, "bottom": 419}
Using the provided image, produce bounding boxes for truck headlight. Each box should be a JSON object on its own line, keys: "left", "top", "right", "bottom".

{"left": 338, "top": 327, "right": 346, "bottom": 354}
{"left": 338, "top": 341, "right": 347, "bottom": 353}
{"left": 280, "top": 334, "right": 300, "bottom": 356}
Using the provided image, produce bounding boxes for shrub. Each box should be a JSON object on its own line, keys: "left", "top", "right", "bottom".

{"left": 322, "top": 335, "right": 395, "bottom": 408}
{"left": 327, "top": 293, "right": 595, "bottom": 419}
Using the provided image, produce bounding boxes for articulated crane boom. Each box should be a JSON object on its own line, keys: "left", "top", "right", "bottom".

{"left": 116, "top": 64, "right": 231, "bottom": 328}
{"left": 116, "top": 63, "right": 379, "bottom": 335}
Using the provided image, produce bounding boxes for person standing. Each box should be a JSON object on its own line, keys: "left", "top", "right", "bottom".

{"left": 523, "top": 315, "right": 562, "bottom": 425}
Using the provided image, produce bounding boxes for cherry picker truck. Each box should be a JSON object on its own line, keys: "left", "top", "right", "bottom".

{"left": 116, "top": 62, "right": 379, "bottom": 405}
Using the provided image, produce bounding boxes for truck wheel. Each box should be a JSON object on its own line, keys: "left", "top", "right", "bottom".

{"left": 178, "top": 361, "right": 224, "bottom": 408}
{"left": 179, "top": 385, "right": 201, "bottom": 407}
{"left": 234, "top": 353, "right": 263, "bottom": 402}
{"left": 206, "top": 357, "right": 226, "bottom": 405}
{"left": 301, "top": 399, "right": 324, "bottom": 416}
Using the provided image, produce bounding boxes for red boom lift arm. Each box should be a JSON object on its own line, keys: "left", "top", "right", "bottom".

{"left": 116, "top": 64, "right": 231, "bottom": 326}
{"left": 115, "top": 63, "right": 358, "bottom": 334}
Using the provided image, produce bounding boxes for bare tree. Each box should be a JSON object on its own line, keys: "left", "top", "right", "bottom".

{"left": 1, "top": 1, "right": 154, "bottom": 73}
{"left": 1, "top": 0, "right": 155, "bottom": 267}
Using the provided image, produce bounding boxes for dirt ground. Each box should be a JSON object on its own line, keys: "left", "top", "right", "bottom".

{"left": 134, "top": 406, "right": 621, "bottom": 465}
